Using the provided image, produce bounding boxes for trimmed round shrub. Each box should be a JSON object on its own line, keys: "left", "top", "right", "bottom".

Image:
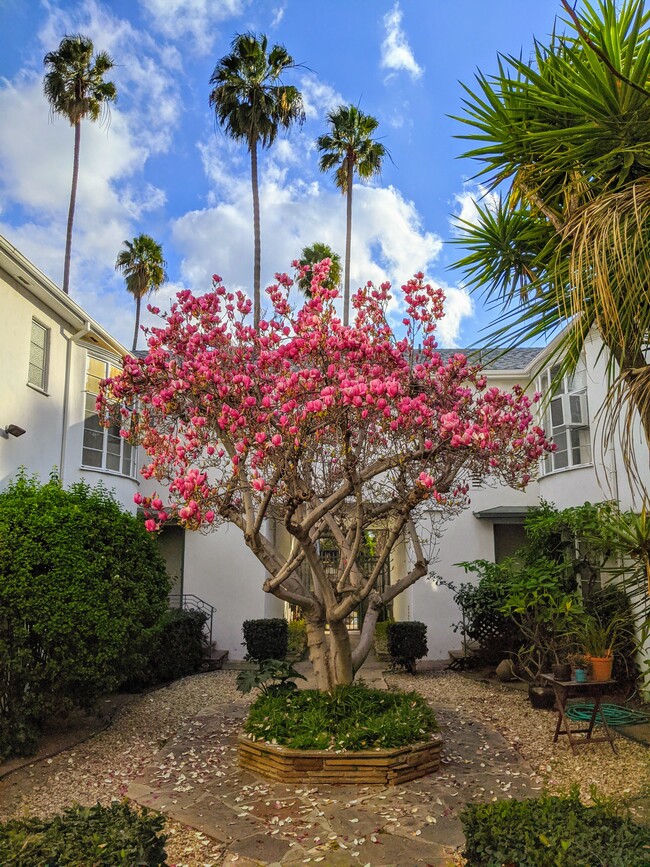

{"left": 244, "top": 682, "right": 438, "bottom": 750}
{"left": 0, "top": 801, "right": 167, "bottom": 866}
{"left": 242, "top": 618, "right": 288, "bottom": 661}
{"left": 0, "top": 472, "right": 170, "bottom": 758}
{"left": 387, "top": 621, "right": 428, "bottom": 673}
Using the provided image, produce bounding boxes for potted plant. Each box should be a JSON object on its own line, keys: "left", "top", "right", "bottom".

{"left": 567, "top": 652, "right": 590, "bottom": 683}
{"left": 579, "top": 614, "right": 627, "bottom": 682}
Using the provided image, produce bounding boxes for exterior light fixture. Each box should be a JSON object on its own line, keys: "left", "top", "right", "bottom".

{"left": 5, "top": 424, "right": 26, "bottom": 438}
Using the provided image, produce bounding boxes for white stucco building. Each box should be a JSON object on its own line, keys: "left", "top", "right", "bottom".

{"left": 2, "top": 234, "right": 648, "bottom": 663}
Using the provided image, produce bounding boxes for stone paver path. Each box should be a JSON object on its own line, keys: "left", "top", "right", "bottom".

{"left": 128, "top": 695, "right": 544, "bottom": 865}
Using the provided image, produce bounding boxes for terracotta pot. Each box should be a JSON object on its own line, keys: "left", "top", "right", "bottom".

{"left": 589, "top": 655, "right": 613, "bottom": 682}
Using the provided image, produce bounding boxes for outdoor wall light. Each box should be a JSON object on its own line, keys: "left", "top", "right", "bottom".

{"left": 5, "top": 424, "right": 26, "bottom": 438}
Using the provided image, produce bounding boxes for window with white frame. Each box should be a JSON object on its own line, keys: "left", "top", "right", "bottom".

{"left": 82, "top": 355, "right": 135, "bottom": 476}
{"left": 539, "top": 361, "right": 591, "bottom": 473}
{"left": 28, "top": 319, "right": 49, "bottom": 391}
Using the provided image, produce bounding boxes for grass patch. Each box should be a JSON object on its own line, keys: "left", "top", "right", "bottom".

{"left": 244, "top": 682, "right": 438, "bottom": 750}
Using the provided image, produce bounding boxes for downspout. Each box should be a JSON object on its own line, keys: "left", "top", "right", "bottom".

{"left": 59, "top": 322, "right": 91, "bottom": 484}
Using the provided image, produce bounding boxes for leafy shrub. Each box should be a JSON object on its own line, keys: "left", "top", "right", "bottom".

{"left": 126, "top": 608, "right": 208, "bottom": 689}
{"left": 245, "top": 682, "right": 437, "bottom": 750}
{"left": 460, "top": 789, "right": 650, "bottom": 866}
{"left": 236, "top": 658, "right": 306, "bottom": 695}
{"left": 0, "top": 473, "right": 170, "bottom": 758}
{"left": 287, "top": 618, "right": 307, "bottom": 659}
{"left": 242, "top": 618, "right": 288, "bottom": 661}
{"left": 387, "top": 622, "right": 428, "bottom": 673}
{"left": 0, "top": 801, "right": 167, "bottom": 866}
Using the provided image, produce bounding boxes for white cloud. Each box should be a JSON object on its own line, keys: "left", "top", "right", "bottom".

{"left": 380, "top": 3, "right": 423, "bottom": 81}
{"left": 139, "top": 0, "right": 246, "bottom": 55}
{"left": 271, "top": 4, "right": 286, "bottom": 28}
{"left": 300, "top": 73, "right": 344, "bottom": 120}
{"left": 451, "top": 182, "right": 500, "bottom": 233}
{"left": 170, "top": 139, "right": 470, "bottom": 345}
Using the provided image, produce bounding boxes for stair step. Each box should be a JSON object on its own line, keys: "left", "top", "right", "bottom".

{"left": 201, "top": 649, "right": 229, "bottom": 671}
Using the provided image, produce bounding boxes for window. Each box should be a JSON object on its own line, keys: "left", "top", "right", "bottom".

{"left": 28, "top": 319, "right": 49, "bottom": 391}
{"left": 82, "top": 355, "right": 135, "bottom": 476}
{"left": 539, "top": 361, "right": 591, "bottom": 473}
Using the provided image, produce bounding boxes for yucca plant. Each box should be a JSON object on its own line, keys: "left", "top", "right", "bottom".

{"left": 452, "top": 0, "right": 650, "bottom": 479}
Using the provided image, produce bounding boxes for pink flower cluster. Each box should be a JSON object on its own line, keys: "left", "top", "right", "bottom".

{"left": 98, "top": 264, "right": 553, "bottom": 531}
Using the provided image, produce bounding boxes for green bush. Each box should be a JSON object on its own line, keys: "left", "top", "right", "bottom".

{"left": 287, "top": 618, "right": 307, "bottom": 659}
{"left": 126, "top": 608, "right": 208, "bottom": 689}
{"left": 387, "top": 622, "right": 428, "bottom": 673}
{"left": 245, "top": 682, "right": 438, "bottom": 750}
{"left": 460, "top": 789, "right": 650, "bottom": 866}
{"left": 0, "top": 801, "right": 167, "bottom": 866}
{"left": 242, "top": 618, "right": 288, "bottom": 661}
{"left": 0, "top": 472, "right": 170, "bottom": 758}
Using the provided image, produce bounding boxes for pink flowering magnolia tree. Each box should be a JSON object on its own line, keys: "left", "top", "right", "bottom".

{"left": 99, "top": 261, "right": 552, "bottom": 690}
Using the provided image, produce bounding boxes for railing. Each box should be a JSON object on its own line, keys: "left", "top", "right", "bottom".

{"left": 168, "top": 593, "right": 215, "bottom": 648}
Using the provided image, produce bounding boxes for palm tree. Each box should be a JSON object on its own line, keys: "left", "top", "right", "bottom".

{"left": 209, "top": 33, "right": 304, "bottom": 329}
{"left": 296, "top": 242, "right": 342, "bottom": 297}
{"left": 317, "top": 105, "right": 387, "bottom": 325}
{"left": 115, "top": 234, "right": 167, "bottom": 352}
{"left": 452, "top": 0, "right": 650, "bottom": 465}
{"left": 43, "top": 34, "right": 117, "bottom": 295}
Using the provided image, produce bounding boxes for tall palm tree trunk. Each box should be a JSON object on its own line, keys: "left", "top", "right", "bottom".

{"left": 132, "top": 295, "right": 142, "bottom": 353}
{"left": 343, "top": 154, "right": 353, "bottom": 326}
{"left": 63, "top": 120, "right": 81, "bottom": 295}
{"left": 251, "top": 138, "right": 261, "bottom": 329}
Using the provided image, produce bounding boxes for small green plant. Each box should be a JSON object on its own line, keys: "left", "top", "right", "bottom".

{"left": 387, "top": 622, "right": 428, "bottom": 673}
{"left": 242, "top": 618, "right": 288, "bottom": 661}
{"left": 579, "top": 612, "right": 630, "bottom": 657}
{"left": 0, "top": 801, "right": 167, "bottom": 866}
{"left": 567, "top": 652, "right": 590, "bottom": 670}
{"left": 460, "top": 788, "right": 650, "bottom": 866}
{"left": 287, "top": 618, "right": 307, "bottom": 659}
{"left": 244, "top": 682, "right": 438, "bottom": 750}
{"left": 236, "top": 658, "right": 306, "bottom": 695}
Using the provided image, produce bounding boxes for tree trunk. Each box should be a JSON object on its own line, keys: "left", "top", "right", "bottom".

{"left": 351, "top": 592, "right": 382, "bottom": 673}
{"left": 132, "top": 295, "right": 142, "bottom": 353}
{"left": 63, "top": 120, "right": 81, "bottom": 295}
{"left": 251, "top": 138, "right": 261, "bottom": 330}
{"left": 328, "top": 620, "right": 354, "bottom": 685}
{"left": 343, "top": 154, "right": 353, "bottom": 327}
{"left": 305, "top": 617, "right": 333, "bottom": 691}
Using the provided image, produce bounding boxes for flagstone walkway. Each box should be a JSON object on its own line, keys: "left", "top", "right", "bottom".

{"left": 128, "top": 692, "right": 544, "bottom": 865}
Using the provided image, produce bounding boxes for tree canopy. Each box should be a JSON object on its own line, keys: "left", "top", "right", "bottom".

{"left": 100, "top": 262, "right": 550, "bottom": 689}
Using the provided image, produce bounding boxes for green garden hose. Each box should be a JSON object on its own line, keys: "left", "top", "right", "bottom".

{"left": 565, "top": 703, "right": 650, "bottom": 726}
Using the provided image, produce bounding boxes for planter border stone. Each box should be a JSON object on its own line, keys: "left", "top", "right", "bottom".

{"left": 237, "top": 733, "right": 443, "bottom": 785}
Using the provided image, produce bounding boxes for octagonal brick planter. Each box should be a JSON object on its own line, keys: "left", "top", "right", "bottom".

{"left": 238, "top": 733, "right": 443, "bottom": 786}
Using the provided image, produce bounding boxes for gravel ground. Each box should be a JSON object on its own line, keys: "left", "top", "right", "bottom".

{"left": 0, "top": 671, "right": 247, "bottom": 867}
{"left": 389, "top": 671, "right": 650, "bottom": 805}
{"left": 1, "top": 669, "right": 647, "bottom": 866}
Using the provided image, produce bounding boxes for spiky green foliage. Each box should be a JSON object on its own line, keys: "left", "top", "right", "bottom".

{"left": 452, "top": 0, "right": 650, "bottom": 474}
{"left": 317, "top": 105, "right": 387, "bottom": 324}
{"left": 115, "top": 234, "right": 168, "bottom": 351}
{"left": 43, "top": 34, "right": 116, "bottom": 295}
{"left": 209, "top": 33, "right": 304, "bottom": 328}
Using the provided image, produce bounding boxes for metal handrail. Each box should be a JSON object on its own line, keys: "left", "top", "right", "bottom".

{"left": 168, "top": 593, "right": 215, "bottom": 648}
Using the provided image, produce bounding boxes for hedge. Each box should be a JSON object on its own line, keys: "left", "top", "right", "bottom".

{"left": 0, "top": 802, "right": 167, "bottom": 866}
{"left": 460, "top": 790, "right": 650, "bottom": 866}
{"left": 125, "top": 608, "right": 208, "bottom": 689}
{"left": 0, "top": 472, "right": 170, "bottom": 758}
{"left": 242, "top": 618, "right": 288, "bottom": 661}
{"left": 387, "top": 621, "right": 428, "bottom": 673}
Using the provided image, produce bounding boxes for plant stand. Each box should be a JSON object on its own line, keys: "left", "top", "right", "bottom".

{"left": 540, "top": 674, "right": 617, "bottom": 755}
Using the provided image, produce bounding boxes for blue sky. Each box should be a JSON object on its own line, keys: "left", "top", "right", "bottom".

{"left": 0, "top": 0, "right": 562, "bottom": 349}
